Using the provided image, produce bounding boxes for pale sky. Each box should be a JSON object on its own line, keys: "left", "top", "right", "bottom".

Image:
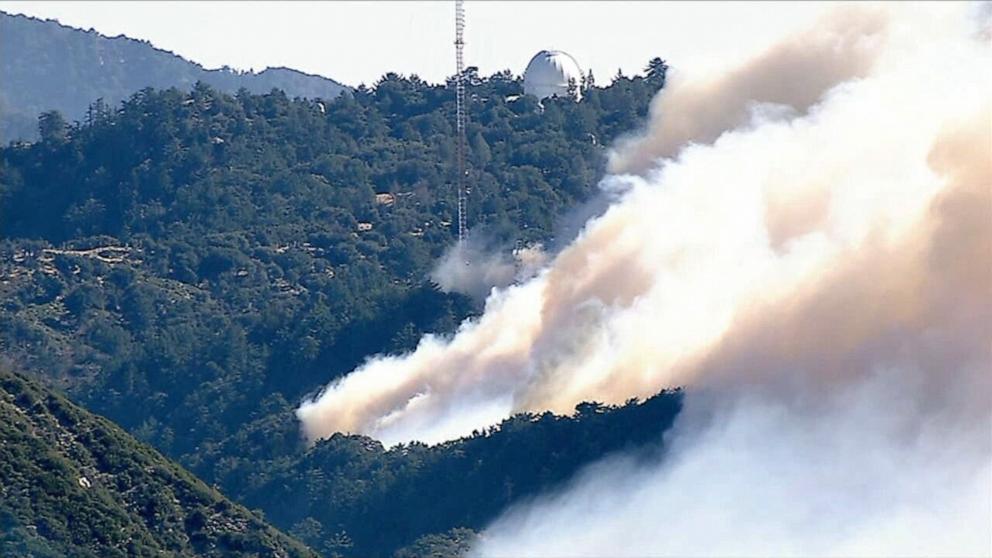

{"left": 1, "top": 1, "right": 832, "bottom": 87}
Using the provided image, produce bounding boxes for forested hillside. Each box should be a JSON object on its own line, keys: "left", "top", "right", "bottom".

{"left": 0, "top": 366, "right": 317, "bottom": 557}
{"left": 0, "top": 66, "right": 665, "bottom": 556}
{"left": 0, "top": 12, "right": 347, "bottom": 143}
{"left": 240, "top": 390, "right": 682, "bottom": 556}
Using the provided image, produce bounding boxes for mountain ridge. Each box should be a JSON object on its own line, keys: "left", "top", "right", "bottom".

{"left": 0, "top": 11, "right": 348, "bottom": 143}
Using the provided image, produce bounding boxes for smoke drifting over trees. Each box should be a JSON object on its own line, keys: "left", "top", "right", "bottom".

{"left": 298, "top": 4, "right": 991, "bottom": 555}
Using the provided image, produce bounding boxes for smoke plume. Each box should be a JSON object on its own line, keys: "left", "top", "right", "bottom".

{"left": 430, "top": 236, "right": 547, "bottom": 300}
{"left": 298, "top": 4, "right": 991, "bottom": 553}
{"left": 607, "top": 5, "right": 890, "bottom": 175}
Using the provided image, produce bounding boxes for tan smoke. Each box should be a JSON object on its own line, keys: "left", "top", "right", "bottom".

{"left": 473, "top": 118, "right": 992, "bottom": 553}
{"left": 691, "top": 111, "right": 991, "bottom": 414}
{"left": 469, "top": 5, "right": 991, "bottom": 554}
{"left": 297, "top": 1, "right": 991, "bottom": 464}
{"left": 607, "top": 5, "right": 890, "bottom": 175}
{"left": 295, "top": 3, "right": 990, "bottom": 553}
{"left": 471, "top": 98, "right": 991, "bottom": 558}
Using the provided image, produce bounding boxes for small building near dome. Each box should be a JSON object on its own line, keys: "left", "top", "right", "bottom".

{"left": 523, "top": 50, "right": 583, "bottom": 100}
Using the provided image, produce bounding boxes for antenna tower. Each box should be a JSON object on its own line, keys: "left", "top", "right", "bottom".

{"left": 454, "top": 0, "right": 468, "bottom": 242}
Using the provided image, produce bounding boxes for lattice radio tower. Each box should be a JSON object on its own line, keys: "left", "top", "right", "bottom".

{"left": 454, "top": 0, "right": 468, "bottom": 243}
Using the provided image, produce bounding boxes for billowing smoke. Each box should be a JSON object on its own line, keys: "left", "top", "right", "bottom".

{"left": 430, "top": 237, "right": 547, "bottom": 300}
{"left": 607, "top": 5, "right": 890, "bottom": 175}
{"left": 468, "top": 4, "right": 991, "bottom": 555}
{"left": 474, "top": 105, "right": 992, "bottom": 554}
{"left": 474, "top": 368, "right": 991, "bottom": 556}
{"left": 299, "top": 2, "right": 988, "bottom": 442}
{"left": 298, "top": 8, "right": 991, "bottom": 552}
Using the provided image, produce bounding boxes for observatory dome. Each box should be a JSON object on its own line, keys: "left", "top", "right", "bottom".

{"left": 523, "top": 50, "right": 583, "bottom": 100}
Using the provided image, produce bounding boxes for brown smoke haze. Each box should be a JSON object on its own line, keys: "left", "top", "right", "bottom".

{"left": 299, "top": 3, "right": 991, "bottom": 554}
{"left": 607, "top": 5, "right": 889, "bottom": 175}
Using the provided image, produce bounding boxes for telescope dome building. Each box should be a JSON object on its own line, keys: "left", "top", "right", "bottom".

{"left": 522, "top": 50, "right": 583, "bottom": 100}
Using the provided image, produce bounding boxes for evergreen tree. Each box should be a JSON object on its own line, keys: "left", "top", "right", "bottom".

{"left": 37, "top": 110, "right": 67, "bottom": 143}
{"left": 646, "top": 57, "right": 670, "bottom": 88}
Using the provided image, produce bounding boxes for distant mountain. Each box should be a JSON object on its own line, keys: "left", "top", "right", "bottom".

{"left": 0, "top": 11, "right": 348, "bottom": 143}
{"left": 0, "top": 366, "right": 318, "bottom": 558}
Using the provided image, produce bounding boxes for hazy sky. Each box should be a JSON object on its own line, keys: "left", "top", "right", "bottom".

{"left": 1, "top": 1, "right": 831, "bottom": 86}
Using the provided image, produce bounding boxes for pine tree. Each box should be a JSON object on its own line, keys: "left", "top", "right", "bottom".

{"left": 37, "top": 110, "right": 67, "bottom": 142}
{"left": 645, "top": 57, "right": 669, "bottom": 88}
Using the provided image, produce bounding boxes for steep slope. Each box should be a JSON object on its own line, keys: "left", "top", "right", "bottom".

{"left": 0, "top": 367, "right": 318, "bottom": 558}
{"left": 0, "top": 11, "right": 347, "bottom": 143}
{"left": 235, "top": 390, "right": 683, "bottom": 557}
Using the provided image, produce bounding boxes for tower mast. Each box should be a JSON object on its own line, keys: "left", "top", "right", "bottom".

{"left": 454, "top": 0, "right": 468, "bottom": 243}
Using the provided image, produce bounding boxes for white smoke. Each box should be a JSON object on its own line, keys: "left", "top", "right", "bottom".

{"left": 474, "top": 374, "right": 991, "bottom": 556}
{"left": 297, "top": 5, "right": 991, "bottom": 552}
{"left": 606, "top": 4, "right": 892, "bottom": 175}
{"left": 430, "top": 237, "right": 547, "bottom": 300}
{"left": 468, "top": 4, "right": 992, "bottom": 555}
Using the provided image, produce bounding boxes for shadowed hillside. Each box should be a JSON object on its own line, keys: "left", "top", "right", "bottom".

{"left": 240, "top": 390, "right": 683, "bottom": 557}
{"left": 0, "top": 366, "right": 318, "bottom": 557}
{"left": 0, "top": 11, "right": 347, "bottom": 143}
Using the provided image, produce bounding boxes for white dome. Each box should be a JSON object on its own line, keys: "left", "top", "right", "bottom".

{"left": 523, "top": 50, "right": 583, "bottom": 100}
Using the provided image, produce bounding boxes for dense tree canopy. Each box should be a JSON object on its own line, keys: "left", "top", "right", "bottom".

{"left": 242, "top": 390, "right": 683, "bottom": 557}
